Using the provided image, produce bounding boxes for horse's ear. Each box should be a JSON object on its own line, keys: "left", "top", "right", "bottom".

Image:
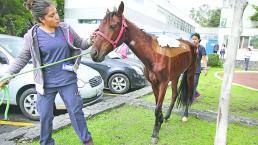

{"left": 106, "top": 8, "right": 110, "bottom": 14}
{"left": 118, "top": 1, "right": 124, "bottom": 15}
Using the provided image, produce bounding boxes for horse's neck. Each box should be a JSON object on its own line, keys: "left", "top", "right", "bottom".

{"left": 124, "top": 20, "right": 155, "bottom": 68}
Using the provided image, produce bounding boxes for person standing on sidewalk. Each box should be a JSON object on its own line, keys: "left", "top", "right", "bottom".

{"left": 244, "top": 48, "right": 252, "bottom": 71}
{"left": 213, "top": 44, "right": 219, "bottom": 53}
{"left": 191, "top": 33, "right": 208, "bottom": 99}
{"left": 220, "top": 43, "right": 226, "bottom": 60}
{"left": 0, "top": 0, "right": 94, "bottom": 145}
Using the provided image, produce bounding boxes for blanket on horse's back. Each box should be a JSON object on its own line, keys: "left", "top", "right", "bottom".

{"left": 154, "top": 35, "right": 190, "bottom": 58}
{"left": 156, "top": 35, "right": 180, "bottom": 48}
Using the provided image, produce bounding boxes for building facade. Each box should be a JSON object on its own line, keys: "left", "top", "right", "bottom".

{"left": 219, "top": 0, "right": 258, "bottom": 49}
{"left": 64, "top": 0, "right": 197, "bottom": 39}
{"left": 218, "top": 0, "right": 258, "bottom": 60}
{"left": 196, "top": 0, "right": 257, "bottom": 61}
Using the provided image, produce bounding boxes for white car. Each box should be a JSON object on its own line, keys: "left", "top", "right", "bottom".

{"left": 0, "top": 34, "right": 104, "bottom": 120}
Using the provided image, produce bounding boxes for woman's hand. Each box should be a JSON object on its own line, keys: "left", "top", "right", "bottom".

{"left": 0, "top": 80, "right": 8, "bottom": 89}
{"left": 89, "top": 33, "right": 97, "bottom": 45}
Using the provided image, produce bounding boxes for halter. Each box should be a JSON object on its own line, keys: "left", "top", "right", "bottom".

{"left": 94, "top": 15, "right": 127, "bottom": 49}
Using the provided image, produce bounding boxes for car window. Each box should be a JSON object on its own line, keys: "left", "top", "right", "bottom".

{"left": 0, "top": 37, "right": 24, "bottom": 58}
{"left": 0, "top": 51, "right": 9, "bottom": 64}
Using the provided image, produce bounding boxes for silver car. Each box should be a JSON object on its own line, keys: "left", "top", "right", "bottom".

{"left": 0, "top": 34, "right": 104, "bottom": 120}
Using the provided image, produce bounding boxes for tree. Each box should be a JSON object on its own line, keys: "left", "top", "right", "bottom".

{"left": 190, "top": 4, "right": 221, "bottom": 27}
{"left": 54, "top": 0, "right": 64, "bottom": 21}
{"left": 0, "top": 0, "right": 33, "bottom": 36}
{"left": 250, "top": 5, "right": 258, "bottom": 27}
{"left": 0, "top": 0, "right": 64, "bottom": 37}
{"left": 214, "top": 1, "right": 248, "bottom": 145}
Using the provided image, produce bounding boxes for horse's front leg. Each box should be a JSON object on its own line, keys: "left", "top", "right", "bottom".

{"left": 164, "top": 79, "right": 179, "bottom": 121}
{"left": 151, "top": 82, "right": 168, "bottom": 144}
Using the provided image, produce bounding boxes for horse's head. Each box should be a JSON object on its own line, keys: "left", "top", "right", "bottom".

{"left": 91, "top": 1, "right": 126, "bottom": 62}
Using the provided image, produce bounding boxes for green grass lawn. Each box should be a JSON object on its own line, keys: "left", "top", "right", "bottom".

{"left": 142, "top": 68, "right": 258, "bottom": 119}
{"left": 25, "top": 105, "right": 258, "bottom": 145}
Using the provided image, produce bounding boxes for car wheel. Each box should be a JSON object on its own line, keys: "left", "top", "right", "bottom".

{"left": 19, "top": 88, "right": 40, "bottom": 121}
{"left": 108, "top": 73, "right": 130, "bottom": 94}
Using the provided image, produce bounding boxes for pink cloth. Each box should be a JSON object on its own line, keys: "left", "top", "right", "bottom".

{"left": 120, "top": 44, "right": 128, "bottom": 59}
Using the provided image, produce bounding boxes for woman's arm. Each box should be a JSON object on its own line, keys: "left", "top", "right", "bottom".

{"left": 69, "top": 26, "right": 93, "bottom": 50}
{"left": 202, "top": 55, "right": 208, "bottom": 75}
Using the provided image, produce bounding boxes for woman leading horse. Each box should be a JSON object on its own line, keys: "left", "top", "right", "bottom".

{"left": 91, "top": 1, "right": 197, "bottom": 144}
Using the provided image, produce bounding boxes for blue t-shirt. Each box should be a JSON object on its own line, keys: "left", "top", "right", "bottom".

{"left": 196, "top": 45, "right": 206, "bottom": 73}
{"left": 37, "top": 27, "right": 77, "bottom": 88}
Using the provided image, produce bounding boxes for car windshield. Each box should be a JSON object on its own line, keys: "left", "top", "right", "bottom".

{"left": 0, "top": 37, "right": 24, "bottom": 58}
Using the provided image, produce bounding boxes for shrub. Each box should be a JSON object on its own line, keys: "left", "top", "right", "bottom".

{"left": 207, "top": 53, "right": 222, "bottom": 67}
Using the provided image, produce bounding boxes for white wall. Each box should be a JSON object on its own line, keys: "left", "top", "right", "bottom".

{"left": 64, "top": 0, "right": 196, "bottom": 39}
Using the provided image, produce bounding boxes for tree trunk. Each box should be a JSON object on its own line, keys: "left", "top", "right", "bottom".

{"left": 214, "top": 1, "right": 248, "bottom": 145}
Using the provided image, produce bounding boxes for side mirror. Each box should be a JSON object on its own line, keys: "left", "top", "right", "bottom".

{"left": 0, "top": 56, "right": 8, "bottom": 64}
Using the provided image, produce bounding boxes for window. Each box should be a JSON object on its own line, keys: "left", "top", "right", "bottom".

{"left": 78, "top": 19, "right": 102, "bottom": 24}
{"left": 0, "top": 37, "right": 24, "bottom": 58}
{"left": 250, "top": 35, "right": 258, "bottom": 49}
{"left": 239, "top": 36, "right": 250, "bottom": 49}
{"left": 158, "top": 7, "right": 195, "bottom": 33}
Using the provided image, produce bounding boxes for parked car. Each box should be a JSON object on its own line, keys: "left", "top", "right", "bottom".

{"left": 81, "top": 50, "right": 147, "bottom": 94}
{"left": 0, "top": 34, "right": 104, "bottom": 120}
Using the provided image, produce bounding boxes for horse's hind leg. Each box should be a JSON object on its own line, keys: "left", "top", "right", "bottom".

{"left": 182, "top": 71, "right": 195, "bottom": 122}
{"left": 164, "top": 79, "right": 178, "bottom": 121}
{"left": 151, "top": 82, "right": 168, "bottom": 144}
{"left": 182, "top": 105, "right": 189, "bottom": 122}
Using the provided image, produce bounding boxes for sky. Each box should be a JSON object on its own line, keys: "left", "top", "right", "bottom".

{"left": 170, "top": 0, "right": 223, "bottom": 15}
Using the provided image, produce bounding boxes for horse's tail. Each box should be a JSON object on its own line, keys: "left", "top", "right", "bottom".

{"left": 176, "top": 41, "right": 197, "bottom": 107}
{"left": 176, "top": 71, "right": 190, "bottom": 107}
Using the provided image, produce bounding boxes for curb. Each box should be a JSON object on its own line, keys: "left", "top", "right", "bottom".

{"left": 128, "top": 99, "right": 258, "bottom": 127}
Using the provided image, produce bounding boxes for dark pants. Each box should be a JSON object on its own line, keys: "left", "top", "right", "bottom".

{"left": 220, "top": 52, "right": 225, "bottom": 59}
{"left": 36, "top": 83, "right": 91, "bottom": 145}
{"left": 193, "top": 73, "right": 200, "bottom": 96}
{"left": 244, "top": 58, "right": 250, "bottom": 71}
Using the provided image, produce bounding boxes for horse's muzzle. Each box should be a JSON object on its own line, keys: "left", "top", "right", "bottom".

{"left": 90, "top": 48, "right": 104, "bottom": 62}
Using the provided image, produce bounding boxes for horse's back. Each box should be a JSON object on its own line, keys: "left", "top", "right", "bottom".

{"left": 152, "top": 39, "right": 196, "bottom": 79}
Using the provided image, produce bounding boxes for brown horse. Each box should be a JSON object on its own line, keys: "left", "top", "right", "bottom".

{"left": 91, "top": 1, "right": 197, "bottom": 144}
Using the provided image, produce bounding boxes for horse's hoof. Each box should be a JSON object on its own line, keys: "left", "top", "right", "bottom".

{"left": 151, "top": 137, "right": 158, "bottom": 144}
{"left": 182, "top": 116, "right": 188, "bottom": 122}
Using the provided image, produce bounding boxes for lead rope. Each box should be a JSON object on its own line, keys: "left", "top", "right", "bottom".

{"left": 0, "top": 50, "right": 91, "bottom": 120}
{"left": 0, "top": 86, "right": 10, "bottom": 120}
